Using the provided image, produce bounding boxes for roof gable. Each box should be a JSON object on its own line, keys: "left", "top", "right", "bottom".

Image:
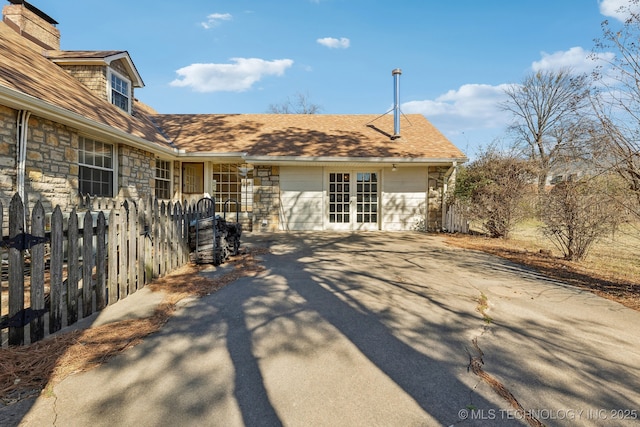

{"left": 45, "top": 50, "right": 144, "bottom": 88}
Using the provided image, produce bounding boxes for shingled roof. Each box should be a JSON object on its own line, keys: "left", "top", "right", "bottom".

{"left": 0, "top": 22, "right": 170, "bottom": 151}
{"left": 0, "top": 17, "right": 465, "bottom": 164}
{"left": 151, "top": 113, "right": 467, "bottom": 161}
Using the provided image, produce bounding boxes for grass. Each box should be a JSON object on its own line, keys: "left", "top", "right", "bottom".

{"left": 445, "top": 220, "right": 640, "bottom": 311}
{"left": 476, "top": 292, "right": 492, "bottom": 324}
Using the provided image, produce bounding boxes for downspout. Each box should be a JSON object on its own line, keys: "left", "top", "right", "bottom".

{"left": 16, "top": 110, "right": 31, "bottom": 227}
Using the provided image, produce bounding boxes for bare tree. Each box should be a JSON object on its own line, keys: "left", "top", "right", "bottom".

{"left": 501, "top": 69, "right": 592, "bottom": 193}
{"left": 591, "top": 0, "right": 640, "bottom": 215}
{"left": 267, "top": 92, "right": 322, "bottom": 114}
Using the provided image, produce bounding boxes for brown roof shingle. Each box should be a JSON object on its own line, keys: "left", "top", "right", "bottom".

{"left": 151, "top": 113, "right": 466, "bottom": 160}
{"left": 0, "top": 23, "right": 170, "bottom": 149}
{"left": 0, "top": 21, "right": 465, "bottom": 162}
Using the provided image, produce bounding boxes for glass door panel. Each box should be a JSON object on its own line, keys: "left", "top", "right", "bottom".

{"left": 356, "top": 172, "right": 378, "bottom": 224}
{"left": 329, "top": 172, "right": 350, "bottom": 223}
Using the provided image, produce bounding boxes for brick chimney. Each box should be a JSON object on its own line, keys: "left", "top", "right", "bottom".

{"left": 3, "top": 0, "right": 60, "bottom": 51}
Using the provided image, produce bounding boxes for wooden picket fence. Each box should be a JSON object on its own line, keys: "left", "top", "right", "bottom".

{"left": 0, "top": 192, "right": 211, "bottom": 347}
{"left": 444, "top": 202, "right": 469, "bottom": 234}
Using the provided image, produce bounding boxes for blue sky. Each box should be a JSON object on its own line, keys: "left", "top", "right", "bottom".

{"left": 34, "top": 0, "right": 632, "bottom": 156}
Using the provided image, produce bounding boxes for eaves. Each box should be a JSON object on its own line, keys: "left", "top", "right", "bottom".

{"left": 0, "top": 85, "right": 177, "bottom": 156}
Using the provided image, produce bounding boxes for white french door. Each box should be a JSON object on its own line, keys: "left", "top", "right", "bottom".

{"left": 327, "top": 171, "right": 379, "bottom": 230}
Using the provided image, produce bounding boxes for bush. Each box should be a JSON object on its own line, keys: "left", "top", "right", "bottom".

{"left": 540, "top": 176, "right": 625, "bottom": 261}
{"left": 453, "top": 149, "right": 537, "bottom": 238}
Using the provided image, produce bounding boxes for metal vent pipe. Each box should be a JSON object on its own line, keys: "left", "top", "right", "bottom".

{"left": 392, "top": 68, "right": 402, "bottom": 137}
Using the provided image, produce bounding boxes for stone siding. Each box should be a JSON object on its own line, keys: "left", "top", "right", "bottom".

{"left": 253, "top": 165, "right": 280, "bottom": 231}
{"left": 117, "top": 145, "right": 155, "bottom": 200}
{"left": 2, "top": 4, "right": 60, "bottom": 50}
{"left": 25, "top": 115, "right": 79, "bottom": 211}
{"left": 59, "top": 65, "right": 108, "bottom": 102}
{"left": 58, "top": 63, "right": 136, "bottom": 106}
{"left": 0, "top": 105, "right": 159, "bottom": 213}
{"left": 427, "top": 166, "right": 450, "bottom": 231}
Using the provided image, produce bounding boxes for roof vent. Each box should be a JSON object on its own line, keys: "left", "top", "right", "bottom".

{"left": 392, "top": 68, "right": 402, "bottom": 139}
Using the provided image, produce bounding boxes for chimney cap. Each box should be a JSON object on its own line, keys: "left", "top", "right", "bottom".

{"left": 392, "top": 68, "right": 402, "bottom": 75}
{"left": 7, "top": 0, "right": 58, "bottom": 25}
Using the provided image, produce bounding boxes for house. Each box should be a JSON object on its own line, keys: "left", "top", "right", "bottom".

{"left": 0, "top": 0, "right": 466, "bottom": 232}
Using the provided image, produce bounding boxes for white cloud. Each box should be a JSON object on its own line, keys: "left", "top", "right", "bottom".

{"left": 530, "top": 47, "right": 617, "bottom": 88}
{"left": 317, "top": 37, "right": 350, "bottom": 49}
{"left": 599, "top": 0, "right": 640, "bottom": 21}
{"left": 170, "top": 58, "right": 294, "bottom": 92}
{"left": 531, "top": 46, "right": 600, "bottom": 73}
{"left": 201, "top": 13, "right": 232, "bottom": 29}
{"left": 402, "top": 83, "right": 512, "bottom": 136}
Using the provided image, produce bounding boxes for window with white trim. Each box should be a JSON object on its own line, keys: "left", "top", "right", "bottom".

{"left": 110, "top": 70, "right": 131, "bottom": 113}
{"left": 78, "top": 136, "right": 114, "bottom": 197}
{"left": 212, "top": 164, "right": 253, "bottom": 213}
{"left": 155, "top": 159, "right": 172, "bottom": 199}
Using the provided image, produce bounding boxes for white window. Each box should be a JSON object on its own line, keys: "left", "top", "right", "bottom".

{"left": 212, "top": 164, "right": 253, "bottom": 213}
{"left": 78, "top": 136, "right": 114, "bottom": 197}
{"left": 155, "top": 159, "right": 172, "bottom": 199}
{"left": 109, "top": 70, "right": 131, "bottom": 113}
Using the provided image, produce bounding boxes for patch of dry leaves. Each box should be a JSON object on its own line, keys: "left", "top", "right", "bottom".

{"left": 0, "top": 247, "right": 268, "bottom": 403}
{"left": 444, "top": 234, "right": 640, "bottom": 311}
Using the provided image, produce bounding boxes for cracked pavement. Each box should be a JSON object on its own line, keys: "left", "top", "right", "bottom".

{"left": 6, "top": 232, "right": 640, "bottom": 426}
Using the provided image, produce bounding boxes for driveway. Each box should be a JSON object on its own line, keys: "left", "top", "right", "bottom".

{"left": 12, "top": 232, "right": 640, "bottom": 426}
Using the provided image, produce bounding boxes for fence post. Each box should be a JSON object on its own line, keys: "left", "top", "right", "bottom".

{"left": 49, "top": 206, "right": 63, "bottom": 333}
{"left": 30, "top": 201, "right": 45, "bottom": 343}
{"left": 144, "top": 195, "right": 153, "bottom": 285}
{"left": 108, "top": 208, "right": 118, "bottom": 305}
{"left": 159, "top": 202, "right": 167, "bottom": 277}
{"left": 128, "top": 200, "right": 138, "bottom": 292}
{"left": 137, "top": 198, "right": 146, "bottom": 288}
{"left": 82, "top": 210, "right": 94, "bottom": 317}
{"left": 119, "top": 201, "right": 129, "bottom": 299}
{"left": 8, "top": 193, "right": 25, "bottom": 346}
{"left": 67, "top": 208, "right": 79, "bottom": 326}
{"left": 153, "top": 198, "right": 159, "bottom": 279}
{"left": 168, "top": 201, "right": 176, "bottom": 271}
{"left": 95, "top": 211, "right": 106, "bottom": 310}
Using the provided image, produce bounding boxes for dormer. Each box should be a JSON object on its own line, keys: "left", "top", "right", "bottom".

{"left": 44, "top": 50, "right": 145, "bottom": 115}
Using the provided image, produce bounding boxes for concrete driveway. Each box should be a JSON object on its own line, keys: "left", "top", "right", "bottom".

{"left": 10, "top": 232, "right": 640, "bottom": 426}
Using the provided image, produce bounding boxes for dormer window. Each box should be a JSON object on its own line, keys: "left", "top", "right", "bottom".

{"left": 110, "top": 70, "right": 131, "bottom": 113}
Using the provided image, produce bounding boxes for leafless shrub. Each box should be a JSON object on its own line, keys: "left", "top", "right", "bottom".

{"left": 540, "top": 176, "right": 626, "bottom": 260}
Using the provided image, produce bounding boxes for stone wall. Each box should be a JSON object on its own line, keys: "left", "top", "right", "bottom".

{"left": 2, "top": 3, "right": 60, "bottom": 50}
{"left": 0, "top": 105, "right": 159, "bottom": 213}
{"left": 58, "top": 63, "right": 136, "bottom": 107}
{"left": 117, "top": 145, "right": 155, "bottom": 200}
{"left": 25, "top": 115, "right": 79, "bottom": 211}
{"left": 253, "top": 165, "right": 280, "bottom": 231}
{"left": 427, "top": 166, "right": 450, "bottom": 231}
{"left": 59, "top": 65, "right": 108, "bottom": 102}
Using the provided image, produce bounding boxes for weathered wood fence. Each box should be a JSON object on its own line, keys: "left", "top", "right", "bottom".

{"left": 444, "top": 202, "right": 469, "bottom": 234}
{"left": 0, "top": 193, "right": 209, "bottom": 347}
